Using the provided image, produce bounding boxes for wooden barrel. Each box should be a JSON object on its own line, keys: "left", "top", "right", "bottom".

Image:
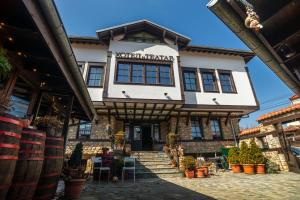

{"left": 0, "top": 113, "right": 22, "bottom": 199}
{"left": 7, "top": 128, "right": 46, "bottom": 200}
{"left": 34, "top": 136, "right": 64, "bottom": 200}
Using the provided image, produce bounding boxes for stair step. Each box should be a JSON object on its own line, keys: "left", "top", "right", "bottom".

{"left": 136, "top": 168, "right": 179, "bottom": 173}
{"left": 135, "top": 171, "right": 182, "bottom": 179}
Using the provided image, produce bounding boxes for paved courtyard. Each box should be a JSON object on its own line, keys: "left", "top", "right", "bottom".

{"left": 57, "top": 172, "right": 300, "bottom": 200}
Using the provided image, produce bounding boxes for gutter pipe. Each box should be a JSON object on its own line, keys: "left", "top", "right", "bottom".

{"left": 37, "top": 0, "right": 97, "bottom": 121}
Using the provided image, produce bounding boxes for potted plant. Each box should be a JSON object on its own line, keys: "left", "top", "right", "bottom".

{"left": 228, "top": 147, "right": 241, "bottom": 173}
{"left": 114, "top": 130, "right": 124, "bottom": 150}
{"left": 63, "top": 142, "right": 88, "bottom": 199}
{"left": 182, "top": 156, "right": 195, "bottom": 178}
{"left": 35, "top": 115, "right": 63, "bottom": 137}
{"left": 0, "top": 48, "right": 12, "bottom": 80}
{"left": 195, "top": 160, "right": 205, "bottom": 178}
{"left": 252, "top": 140, "right": 266, "bottom": 174}
{"left": 240, "top": 141, "right": 255, "bottom": 174}
{"left": 166, "top": 132, "right": 176, "bottom": 147}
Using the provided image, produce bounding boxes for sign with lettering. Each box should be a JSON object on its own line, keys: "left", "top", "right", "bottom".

{"left": 116, "top": 52, "right": 174, "bottom": 62}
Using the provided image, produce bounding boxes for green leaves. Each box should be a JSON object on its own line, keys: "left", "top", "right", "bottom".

{"left": 228, "top": 147, "right": 240, "bottom": 164}
{"left": 0, "top": 48, "right": 12, "bottom": 79}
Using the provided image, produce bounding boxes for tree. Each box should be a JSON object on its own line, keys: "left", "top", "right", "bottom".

{"left": 228, "top": 147, "right": 240, "bottom": 164}
{"left": 239, "top": 141, "right": 250, "bottom": 164}
{"left": 68, "top": 142, "right": 83, "bottom": 168}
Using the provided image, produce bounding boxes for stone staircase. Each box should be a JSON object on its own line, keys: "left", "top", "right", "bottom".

{"left": 132, "top": 151, "right": 182, "bottom": 179}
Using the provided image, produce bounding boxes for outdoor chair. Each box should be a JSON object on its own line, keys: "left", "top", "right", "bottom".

{"left": 92, "top": 157, "right": 110, "bottom": 183}
{"left": 122, "top": 157, "right": 135, "bottom": 183}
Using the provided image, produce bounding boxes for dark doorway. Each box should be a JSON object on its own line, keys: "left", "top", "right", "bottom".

{"left": 142, "top": 125, "right": 153, "bottom": 151}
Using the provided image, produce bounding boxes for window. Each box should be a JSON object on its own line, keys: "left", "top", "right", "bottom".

{"left": 183, "top": 69, "right": 198, "bottom": 91}
{"left": 117, "top": 63, "right": 130, "bottom": 83}
{"left": 132, "top": 64, "right": 144, "bottom": 83}
{"left": 201, "top": 70, "right": 218, "bottom": 92}
{"left": 159, "top": 65, "right": 171, "bottom": 85}
{"left": 145, "top": 64, "right": 157, "bottom": 84}
{"left": 78, "top": 121, "right": 92, "bottom": 138}
{"left": 191, "top": 117, "right": 203, "bottom": 139}
{"left": 116, "top": 62, "right": 172, "bottom": 85}
{"left": 87, "top": 66, "right": 103, "bottom": 87}
{"left": 210, "top": 119, "right": 222, "bottom": 139}
{"left": 153, "top": 124, "right": 160, "bottom": 141}
{"left": 219, "top": 71, "right": 236, "bottom": 93}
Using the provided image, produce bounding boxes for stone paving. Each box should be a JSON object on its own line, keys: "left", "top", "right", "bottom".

{"left": 57, "top": 172, "right": 300, "bottom": 200}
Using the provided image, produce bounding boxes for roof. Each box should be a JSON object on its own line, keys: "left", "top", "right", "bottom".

{"left": 290, "top": 95, "right": 299, "bottom": 101}
{"left": 257, "top": 103, "right": 300, "bottom": 122}
{"left": 240, "top": 127, "right": 260, "bottom": 136}
{"left": 68, "top": 35, "right": 103, "bottom": 45}
{"left": 96, "top": 19, "right": 191, "bottom": 48}
{"left": 207, "top": 0, "right": 300, "bottom": 95}
{"left": 240, "top": 125, "right": 300, "bottom": 137}
{"left": 180, "top": 45, "right": 255, "bottom": 63}
{"left": 284, "top": 125, "right": 300, "bottom": 133}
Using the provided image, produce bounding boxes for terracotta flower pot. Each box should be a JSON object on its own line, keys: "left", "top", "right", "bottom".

{"left": 201, "top": 166, "right": 208, "bottom": 176}
{"left": 231, "top": 164, "right": 241, "bottom": 173}
{"left": 65, "top": 179, "right": 86, "bottom": 199}
{"left": 185, "top": 170, "right": 194, "bottom": 179}
{"left": 256, "top": 164, "right": 265, "bottom": 174}
{"left": 196, "top": 169, "right": 205, "bottom": 178}
{"left": 243, "top": 164, "right": 255, "bottom": 174}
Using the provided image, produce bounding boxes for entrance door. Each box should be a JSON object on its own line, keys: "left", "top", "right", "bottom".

{"left": 132, "top": 126, "right": 142, "bottom": 151}
{"left": 142, "top": 126, "right": 153, "bottom": 151}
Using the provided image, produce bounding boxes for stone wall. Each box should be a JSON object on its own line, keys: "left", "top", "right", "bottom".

{"left": 181, "top": 140, "right": 235, "bottom": 154}
{"left": 168, "top": 116, "right": 237, "bottom": 154}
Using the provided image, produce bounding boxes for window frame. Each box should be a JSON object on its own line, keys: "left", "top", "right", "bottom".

{"left": 217, "top": 70, "right": 237, "bottom": 93}
{"left": 190, "top": 116, "right": 204, "bottom": 140}
{"left": 115, "top": 60, "right": 175, "bottom": 87}
{"left": 200, "top": 69, "right": 219, "bottom": 93}
{"left": 85, "top": 63, "right": 105, "bottom": 88}
{"left": 182, "top": 67, "right": 201, "bottom": 92}
{"left": 210, "top": 119, "right": 223, "bottom": 140}
{"left": 77, "top": 120, "right": 92, "bottom": 139}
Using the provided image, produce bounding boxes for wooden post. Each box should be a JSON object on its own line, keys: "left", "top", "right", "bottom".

{"left": 275, "top": 123, "right": 290, "bottom": 161}
{"left": 175, "top": 111, "right": 180, "bottom": 134}
{"left": 2, "top": 69, "right": 19, "bottom": 97}
{"left": 63, "top": 95, "right": 74, "bottom": 149}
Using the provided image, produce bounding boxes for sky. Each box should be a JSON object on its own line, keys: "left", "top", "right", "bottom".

{"left": 54, "top": 0, "right": 294, "bottom": 128}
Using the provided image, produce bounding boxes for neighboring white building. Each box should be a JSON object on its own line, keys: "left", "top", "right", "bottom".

{"left": 67, "top": 20, "right": 259, "bottom": 155}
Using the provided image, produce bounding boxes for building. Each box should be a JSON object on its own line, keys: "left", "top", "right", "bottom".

{"left": 240, "top": 95, "right": 300, "bottom": 172}
{"left": 65, "top": 20, "right": 258, "bottom": 157}
{"left": 208, "top": 0, "right": 300, "bottom": 95}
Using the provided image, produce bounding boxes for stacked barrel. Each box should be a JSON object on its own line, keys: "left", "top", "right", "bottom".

{"left": 34, "top": 136, "right": 64, "bottom": 200}
{"left": 7, "top": 128, "right": 46, "bottom": 199}
{"left": 0, "top": 113, "right": 23, "bottom": 199}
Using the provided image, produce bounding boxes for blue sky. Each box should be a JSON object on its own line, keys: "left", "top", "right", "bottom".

{"left": 55, "top": 0, "right": 294, "bottom": 128}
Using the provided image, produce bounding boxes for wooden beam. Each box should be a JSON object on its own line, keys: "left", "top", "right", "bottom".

{"left": 273, "top": 30, "right": 300, "bottom": 49}
{"left": 150, "top": 103, "right": 157, "bottom": 120}
{"left": 186, "top": 111, "right": 191, "bottom": 125}
{"left": 206, "top": 112, "right": 211, "bottom": 126}
{"left": 124, "top": 102, "right": 128, "bottom": 120}
{"left": 141, "top": 104, "right": 146, "bottom": 120}
{"left": 225, "top": 112, "right": 231, "bottom": 125}
{"left": 108, "top": 108, "right": 111, "bottom": 124}
{"left": 165, "top": 104, "right": 176, "bottom": 121}
{"left": 157, "top": 104, "right": 166, "bottom": 119}
{"left": 133, "top": 102, "right": 137, "bottom": 120}
{"left": 175, "top": 111, "right": 181, "bottom": 134}
{"left": 113, "top": 102, "right": 120, "bottom": 119}
{"left": 63, "top": 95, "right": 74, "bottom": 148}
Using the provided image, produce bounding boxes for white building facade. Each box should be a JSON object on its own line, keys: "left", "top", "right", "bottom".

{"left": 66, "top": 20, "right": 259, "bottom": 156}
